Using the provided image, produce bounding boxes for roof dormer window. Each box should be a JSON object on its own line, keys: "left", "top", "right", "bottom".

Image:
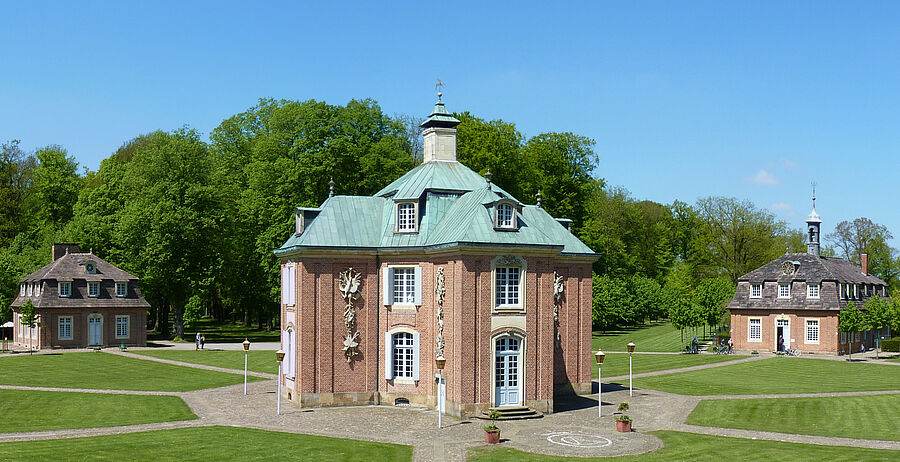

{"left": 20, "top": 284, "right": 25, "bottom": 297}
{"left": 396, "top": 201, "right": 418, "bottom": 233}
{"left": 85, "top": 262, "right": 97, "bottom": 274}
{"left": 59, "top": 282, "right": 72, "bottom": 298}
{"left": 494, "top": 202, "right": 518, "bottom": 231}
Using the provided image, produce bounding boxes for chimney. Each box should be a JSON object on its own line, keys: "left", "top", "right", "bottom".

{"left": 861, "top": 253, "right": 869, "bottom": 275}
{"left": 52, "top": 243, "right": 80, "bottom": 261}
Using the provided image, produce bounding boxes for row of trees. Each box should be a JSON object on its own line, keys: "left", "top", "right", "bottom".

{"left": 2, "top": 97, "right": 899, "bottom": 339}
{"left": 839, "top": 295, "right": 900, "bottom": 359}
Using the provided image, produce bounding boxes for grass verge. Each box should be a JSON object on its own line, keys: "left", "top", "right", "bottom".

{"left": 0, "top": 426, "right": 412, "bottom": 461}
{"left": 593, "top": 322, "right": 716, "bottom": 352}
{"left": 131, "top": 349, "right": 278, "bottom": 374}
{"left": 468, "top": 430, "right": 900, "bottom": 461}
{"left": 0, "top": 352, "right": 262, "bottom": 391}
{"left": 0, "top": 389, "right": 196, "bottom": 433}
{"left": 174, "top": 318, "right": 280, "bottom": 343}
{"left": 593, "top": 353, "right": 744, "bottom": 378}
{"left": 687, "top": 394, "right": 900, "bottom": 441}
{"left": 632, "top": 357, "right": 900, "bottom": 395}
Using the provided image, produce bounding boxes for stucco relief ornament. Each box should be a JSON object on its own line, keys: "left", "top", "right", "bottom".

{"left": 553, "top": 272, "right": 564, "bottom": 342}
{"left": 339, "top": 267, "right": 362, "bottom": 362}
{"left": 434, "top": 267, "right": 446, "bottom": 358}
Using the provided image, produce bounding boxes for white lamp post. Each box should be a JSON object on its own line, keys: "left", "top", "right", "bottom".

{"left": 435, "top": 356, "right": 446, "bottom": 429}
{"left": 242, "top": 338, "right": 250, "bottom": 395}
{"left": 627, "top": 342, "right": 636, "bottom": 397}
{"left": 276, "top": 349, "right": 286, "bottom": 415}
{"left": 594, "top": 351, "right": 605, "bottom": 417}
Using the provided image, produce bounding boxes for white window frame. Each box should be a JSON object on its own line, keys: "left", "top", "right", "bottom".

{"left": 495, "top": 267, "right": 522, "bottom": 308}
{"left": 116, "top": 282, "right": 128, "bottom": 297}
{"left": 778, "top": 283, "right": 791, "bottom": 299}
{"left": 807, "top": 283, "right": 820, "bottom": 299}
{"left": 88, "top": 282, "right": 100, "bottom": 297}
{"left": 34, "top": 283, "right": 40, "bottom": 297}
{"left": 115, "top": 315, "right": 129, "bottom": 339}
{"left": 384, "top": 329, "right": 420, "bottom": 382}
{"left": 750, "top": 283, "right": 762, "bottom": 299}
{"left": 281, "top": 326, "right": 296, "bottom": 379}
{"left": 19, "top": 284, "right": 25, "bottom": 297}
{"left": 59, "top": 281, "right": 72, "bottom": 298}
{"left": 748, "top": 318, "right": 762, "bottom": 342}
{"left": 59, "top": 316, "right": 73, "bottom": 340}
{"left": 382, "top": 266, "right": 422, "bottom": 307}
{"left": 26, "top": 284, "right": 32, "bottom": 297}
{"left": 281, "top": 263, "right": 296, "bottom": 306}
{"left": 495, "top": 203, "right": 516, "bottom": 230}
{"left": 395, "top": 201, "right": 418, "bottom": 233}
{"left": 805, "top": 318, "right": 820, "bottom": 344}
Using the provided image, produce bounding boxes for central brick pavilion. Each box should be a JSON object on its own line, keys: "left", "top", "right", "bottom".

{"left": 274, "top": 95, "right": 597, "bottom": 417}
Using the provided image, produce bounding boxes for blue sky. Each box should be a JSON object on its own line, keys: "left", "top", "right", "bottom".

{"left": 2, "top": 1, "right": 898, "bottom": 243}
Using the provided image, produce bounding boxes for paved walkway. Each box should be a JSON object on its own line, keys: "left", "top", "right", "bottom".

{"left": 2, "top": 350, "right": 900, "bottom": 460}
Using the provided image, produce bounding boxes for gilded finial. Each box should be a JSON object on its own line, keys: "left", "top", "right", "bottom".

{"left": 485, "top": 170, "right": 492, "bottom": 189}
{"left": 536, "top": 190, "right": 542, "bottom": 208}
{"left": 329, "top": 178, "right": 335, "bottom": 198}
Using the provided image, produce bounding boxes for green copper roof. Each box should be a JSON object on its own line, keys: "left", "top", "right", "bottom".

{"left": 420, "top": 95, "right": 461, "bottom": 128}
{"left": 375, "top": 161, "right": 515, "bottom": 201}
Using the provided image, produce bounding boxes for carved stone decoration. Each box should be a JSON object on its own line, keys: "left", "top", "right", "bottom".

{"left": 339, "top": 267, "right": 362, "bottom": 362}
{"left": 553, "top": 271, "right": 565, "bottom": 342}
{"left": 496, "top": 255, "right": 525, "bottom": 266}
{"left": 434, "top": 266, "right": 446, "bottom": 358}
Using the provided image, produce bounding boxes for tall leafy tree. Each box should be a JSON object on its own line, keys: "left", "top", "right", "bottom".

{"left": 839, "top": 302, "right": 865, "bottom": 360}
{"left": 30, "top": 146, "right": 81, "bottom": 229}
{"left": 864, "top": 296, "right": 893, "bottom": 358}
{"left": 826, "top": 218, "right": 898, "bottom": 289}
{"left": 693, "top": 277, "right": 735, "bottom": 330}
{"left": 0, "top": 140, "right": 35, "bottom": 244}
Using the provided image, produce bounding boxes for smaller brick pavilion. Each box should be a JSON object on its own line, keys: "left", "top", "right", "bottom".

{"left": 11, "top": 244, "right": 149, "bottom": 349}
{"left": 729, "top": 199, "right": 890, "bottom": 355}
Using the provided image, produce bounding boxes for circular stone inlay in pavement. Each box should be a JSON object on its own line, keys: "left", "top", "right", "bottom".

{"left": 542, "top": 430, "right": 612, "bottom": 448}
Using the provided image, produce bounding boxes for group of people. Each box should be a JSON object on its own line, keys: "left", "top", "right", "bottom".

{"left": 195, "top": 332, "right": 206, "bottom": 350}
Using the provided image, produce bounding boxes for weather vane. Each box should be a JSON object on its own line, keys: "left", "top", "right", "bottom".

{"left": 435, "top": 79, "right": 444, "bottom": 95}
{"left": 811, "top": 181, "right": 817, "bottom": 205}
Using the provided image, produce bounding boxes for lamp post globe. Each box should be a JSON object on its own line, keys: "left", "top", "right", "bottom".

{"left": 242, "top": 338, "right": 250, "bottom": 351}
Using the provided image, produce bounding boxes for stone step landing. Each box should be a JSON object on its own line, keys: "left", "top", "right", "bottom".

{"left": 477, "top": 406, "right": 544, "bottom": 420}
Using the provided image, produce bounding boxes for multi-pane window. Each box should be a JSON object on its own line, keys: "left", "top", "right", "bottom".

{"left": 496, "top": 203, "right": 515, "bottom": 229}
{"left": 19, "top": 284, "right": 25, "bottom": 297}
{"left": 59, "top": 282, "right": 72, "bottom": 297}
{"left": 806, "top": 319, "right": 819, "bottom": 343}
{"left": 88, "top": 282, "right": 100, "bottom": 297}
{"left": 807, "top": 283, "right": 819, "bottom": 299}
{"left": 34, "top": 284, "right": 40, "bottom": 297}
{"left": 750, "top": 284, "right": 762, "bottom": 298}
{"left": 116, "top": 282, "right": 127, "bottom": 297}
{"left": 749, "top": 319, "right": 762, "bottom": 341}
{"left": 281, "top": 264, "right": 295, "bottom": 305}
{"left": 115, "top": 315, "right": 129, "bottom": 339}
{"left": 495, "top": 267, "right": 521, "bottom": 307}
{"left": 397, "top": 202, "right": 416, "bottom": 232}
{"left": 392, "top": 268, "right": 416, "bottom": 304}
{"left": 840, "top": 332, "right": 847, "bottom": 344}
{"left": 26, "top": 284, "right": 32, "bottom": 297}
{"left": 778, "top": 283, "right": 790, "bottom": 299}
{"left": 392, "top": 332, "right": 415, "bottom": 378}
{"left": 59, "top": 316, "right": 73, "bottom": 340}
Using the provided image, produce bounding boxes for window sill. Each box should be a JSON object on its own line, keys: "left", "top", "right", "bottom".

{"left": 394, "top": 230, "right": 418, "bottom": 234}
{"left": 389, "top": 304, "right": 418, "bottom": 312}
{"left": 748, "top": 339, "right": 762, "bottom": 343}
{"left": 493, "top": 306, "right": 524, "bottom": 314}
{"left": 391, "top": 378, "right": 417, "bottom": 386}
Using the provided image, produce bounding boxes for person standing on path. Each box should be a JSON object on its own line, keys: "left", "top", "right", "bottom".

{"left": 195, "top": 332, "right": 201, "bottom": 350}
{"left": 200, "top": 334, "right": 205, "bottom": 350}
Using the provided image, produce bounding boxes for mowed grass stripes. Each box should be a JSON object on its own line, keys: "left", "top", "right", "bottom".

{"left": 0, "top": 389, "right": 196, "bottom": 433}
{"left": 687, "top": 394, "right": 900, "bottom": 441}
{"left": 633, "top": 357, "right": 900, "bottom": 395}
{"left": 593, "top": 353, "right": 744, "bottom": 378}
{"left": 0, "top": 352, "right": 262, "bottom": 391}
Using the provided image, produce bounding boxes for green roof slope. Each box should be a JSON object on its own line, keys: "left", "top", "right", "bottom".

{"left": 375, "top": 161, "right": 515, "bottom": 201}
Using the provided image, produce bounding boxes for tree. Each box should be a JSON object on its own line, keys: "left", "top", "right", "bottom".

{"left": 864, "top": 296, "right": 893, "bottom": 358}
{"left": 0, "top": 140, "right": 35, "bottom": 245}
{"left": 694, "top": 197, "right": 796, "bottom": 283}
{"left": 0, "top": 293, "right": 10, "bottom": 325}
{"left": 839, "top": 302, "right": 865, "bottom": 360}
{"left": 664, "top": 284, "right": 700, "bottom": 346}
{"left": 30, "top": 146, "right": 81, "bottom": 229}
{"left": 693, "top": 278, "right": 736, "bottom": 331}
{"left": 827, "top": 218, "right": 899, "bottom": 290}
{"left": 591, "top": 274, "right": 629, "bottom": 330}
{"left": 454, "top": 112, "right": 527, "bottom": 201}
{"left": 20, "top": 299, "right": 37, "bottom": 354}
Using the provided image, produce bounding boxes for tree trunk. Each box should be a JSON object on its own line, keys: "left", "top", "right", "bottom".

{"left": 257, "top": 305, "right": 264, "bottom": 330}
{"left": 173, "top": 303, "right": 185, "bottom": 341}
{"left": 243, "top": 307, "right": 251, "bottom": 327}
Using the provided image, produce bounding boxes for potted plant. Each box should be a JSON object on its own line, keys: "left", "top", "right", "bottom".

{"left": 483, "top": 409, "right": 501, "bottom": 444}
{"left": 615, "top": 402, "right": 632, "bottom": 432}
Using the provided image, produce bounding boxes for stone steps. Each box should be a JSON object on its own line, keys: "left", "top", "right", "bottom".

{"left": 477, "top": 406, "right": 544, "bottom": 420}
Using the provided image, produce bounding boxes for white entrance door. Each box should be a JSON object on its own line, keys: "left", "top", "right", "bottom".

{"left": 776, "top": 319, "right": 789, "bottom": 351}
{"left": 88, "top": 315, "right": 102, "bottom": 346}
{"left": 494, "top": 336, "right": 521, "bottom": 407}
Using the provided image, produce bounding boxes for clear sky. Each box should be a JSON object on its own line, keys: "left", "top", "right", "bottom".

{"left": 2, "top": 1, "right": 898, "bottom": 243}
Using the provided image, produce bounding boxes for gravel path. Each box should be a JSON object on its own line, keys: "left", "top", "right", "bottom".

{"left": 3, "top": 349, "right": 900, "bottom": 460}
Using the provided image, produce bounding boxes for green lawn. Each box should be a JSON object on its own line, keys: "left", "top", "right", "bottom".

{"left": 469, "top": 430, "right": 900, "bottom": 461}
{"left": 633, "top": 357, "right": 900, "bottom": 395}
{"left": 593, "top": 322, "right": 716, "bottom": 352}
{"left": 593, "top": 353, "right": 745, "bottom": 378}
{"left": 131, "top": 349, "right": 278, "bottom": 374}
{"left": 686, "top": 394, "right": 900, "bottom": 441}
{"left": 0, "top": 426, "right": 412, "bottom": 461}
{"left": 0, "top": 389, "right": 196, "bottom": 433}
{"left": 0, "top": 352, "right": 262, "bottom": 391}
{"left": 174, "top": 318, "right": 279, "bottom": 343}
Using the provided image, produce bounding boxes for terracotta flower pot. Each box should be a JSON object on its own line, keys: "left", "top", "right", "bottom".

{"left": 484, "top": 429, "right": 501, "bottom": 444}
{"left": 616, "top": 419, "right": 632, "bottom": 432}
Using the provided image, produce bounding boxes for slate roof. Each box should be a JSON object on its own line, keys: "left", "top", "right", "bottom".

{"left": 739, "top": 252, "right": 886, "bottom": 285}
{"left": 277, "top": 161, "right": 596, "bottom": 257}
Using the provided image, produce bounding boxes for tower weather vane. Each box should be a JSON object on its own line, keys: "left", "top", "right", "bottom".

{"left": 435, "top": 79, "right": 444, "bottom": 94}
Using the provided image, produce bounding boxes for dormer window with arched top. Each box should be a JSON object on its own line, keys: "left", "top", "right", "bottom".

{"left": 85, "top": 261, "right": 97, "bottom": 274}
{"left": 494, "top": 202, "right": 518, "bottom": 231}
{"left": 396, "top": 201, "right": 418, "bottom": 233}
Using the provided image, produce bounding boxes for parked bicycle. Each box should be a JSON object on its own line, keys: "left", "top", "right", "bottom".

{"left": 785, "top": 347, "right": 802, "bottom": 357}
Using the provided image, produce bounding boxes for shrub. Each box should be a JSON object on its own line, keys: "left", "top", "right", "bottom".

{"left": 882, "top": 338, "right": 899, "bottom": 353}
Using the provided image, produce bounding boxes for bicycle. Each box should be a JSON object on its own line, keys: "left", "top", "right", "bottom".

{"left": 786, "top": 348, "right": 802, "bottom": 357}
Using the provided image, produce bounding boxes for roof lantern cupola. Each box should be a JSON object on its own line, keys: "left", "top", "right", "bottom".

{"left": 421, "top": 88, "right": 461, "bottom": 163}
{"left": 806, "top": 185, "right": 822, "bottom": 257}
